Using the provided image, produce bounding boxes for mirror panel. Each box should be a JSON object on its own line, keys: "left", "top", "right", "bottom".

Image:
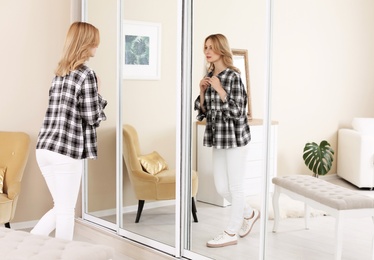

{"left": 120, "top": 0, "right": 179, "bottom": 248}
{"left": 190, "top": 1, "right": 270, "bottom": 259}
{"left": 84, "top": 0, "right": 118, "bottom": 227}
{"left": 82, "top": 0, "right": 279, "bottom": 258}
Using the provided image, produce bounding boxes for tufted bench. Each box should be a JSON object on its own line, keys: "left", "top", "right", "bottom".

{"left": 0, "top": 227, "right": 114, "bottom": 260}
{"left": 272, "top": 175, "right": 374, "bottom": 260}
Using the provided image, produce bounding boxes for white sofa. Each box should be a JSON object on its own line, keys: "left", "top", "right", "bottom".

{"left": 337, "top": 118, "right": 374, "bottom": 188}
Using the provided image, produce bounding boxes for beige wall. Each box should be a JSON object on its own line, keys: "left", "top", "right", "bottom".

{"left": 0, "top": 0, "right": 72, "bottom": 224}
{"left": 1, "top": 0, "right": 374, "bottom": 225}
{"left": 272, "top": 0, "right": 374, "bottom": 176}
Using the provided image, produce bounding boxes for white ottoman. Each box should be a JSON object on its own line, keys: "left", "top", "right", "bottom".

{"left": 0, "top": 227, "right": 114, "bottom": 260}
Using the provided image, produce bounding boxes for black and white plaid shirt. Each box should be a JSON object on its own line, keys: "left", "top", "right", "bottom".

{"left": 37, "top": 65, "right": 107, "bottom": 159}
{"left": 195, "top": 68, "right": 251, "bottom": 149}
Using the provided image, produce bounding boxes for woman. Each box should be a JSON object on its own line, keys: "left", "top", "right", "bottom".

{"left": 194, "top": 34, "right": 260, "bottom": 248}
{"left": 31, "top": 22, "right": 107, "bottom": 241}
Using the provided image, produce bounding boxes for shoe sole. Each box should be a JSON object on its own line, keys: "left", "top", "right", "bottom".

{"left": 239, "top": 211, "right": 260, "bottom": 238}
{"left": 206, "top": 240, "right": 238, "bottom": 248}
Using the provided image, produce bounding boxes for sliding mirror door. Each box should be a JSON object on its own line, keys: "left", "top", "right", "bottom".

{"left": 82, "top": 0, "right": 118, "bottom": 229}
{"left": 186, "top": 1, "right": 275, "bottom": 259}
{"left": 81, "top": 0, "right": 287, "bottom": 259}
{"left": 118, "top": 0, "right": 179, "bottom": 252}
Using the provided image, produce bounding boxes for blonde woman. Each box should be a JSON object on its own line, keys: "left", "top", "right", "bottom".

{"left": 195, "top": 34, "right": 259, "bottom": 248}
{"left": 31, "top": 22, "right": 107, "bottom": 241}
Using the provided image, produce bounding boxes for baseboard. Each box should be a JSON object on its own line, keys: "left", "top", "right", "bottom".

{"left": 11, "top": 200, "right": 176, "bottom": 230}
{"left": 319, "top": 173, "right": 338, "bottom": 180}
{"left": 8, "top": 220, "right": 38, "bottom": 230}
{"left": 89, "top": 200, "right": 176, "bottom": 218}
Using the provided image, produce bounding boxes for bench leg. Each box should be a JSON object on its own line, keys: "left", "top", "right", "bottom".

{"left": 372, "top": 217, "right": 374, "bottom": 260}
{"left": 272, "top": 185, "right": 281, "bottom": 232}
{"left": 304, "top": 204, "right": 310, "bottom": 230}
{"left": 335, "top": 215, "right": 343, "bottom": 260}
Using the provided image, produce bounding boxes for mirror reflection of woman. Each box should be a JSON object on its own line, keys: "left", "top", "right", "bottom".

{"left": 194, "top": 34, "right": 260, "bottom": 248}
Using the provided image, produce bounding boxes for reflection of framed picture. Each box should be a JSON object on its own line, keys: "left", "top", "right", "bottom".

{"left": 123, "top": 20, "right": 161, "bottom": 80}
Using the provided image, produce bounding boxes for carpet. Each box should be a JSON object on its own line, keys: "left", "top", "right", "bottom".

{"left": 246, "top": 193, "right": 326, "bottom": 220}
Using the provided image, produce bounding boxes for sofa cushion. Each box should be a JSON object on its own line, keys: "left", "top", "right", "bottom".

{"left": 352, "top": 117, "right": 374, "bottom": 135}
{"left": 138, "top": 151, "right": 168, "bottom": 175}
{"left": 0, "top": 167, "right": 6, "bottom": 194}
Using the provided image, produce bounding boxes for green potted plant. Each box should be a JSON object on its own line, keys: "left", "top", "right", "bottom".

{"left": 302, "top": 140, "right": 334, "bottom": 178}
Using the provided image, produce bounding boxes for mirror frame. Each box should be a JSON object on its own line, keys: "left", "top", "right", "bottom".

{"left": 232, "top": 49, "right": 252, "bottom": 120}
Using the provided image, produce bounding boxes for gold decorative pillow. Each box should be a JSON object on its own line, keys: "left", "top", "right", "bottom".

{"left": 0, "top": 167, "right": 6, "bottom": 194}
{"left": 138, "top": 151, "right": 168, "bottom": 175}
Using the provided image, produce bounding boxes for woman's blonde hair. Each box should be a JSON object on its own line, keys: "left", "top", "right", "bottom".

{"left": 204, "top": 34, "right": 240, "bottom": 74}
{"left": 55, "top": 22, "right": 100, "bottom": 76}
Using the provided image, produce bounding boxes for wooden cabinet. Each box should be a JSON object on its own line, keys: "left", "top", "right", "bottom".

{"left": 196, "top": 119, "right": 278, "bottom": 207}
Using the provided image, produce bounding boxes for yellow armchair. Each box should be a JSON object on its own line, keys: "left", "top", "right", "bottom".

{"left": 122, "top": 124, "right": 198, "bottom": 223}
{"left": 0, "top": 132, "right": 30, "bottom": 228}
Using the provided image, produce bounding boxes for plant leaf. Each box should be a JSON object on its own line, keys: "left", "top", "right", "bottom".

{"left": 302, "top": 140, "right": 334, "bottom": 176}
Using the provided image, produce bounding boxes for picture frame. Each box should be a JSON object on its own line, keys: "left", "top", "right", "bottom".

{"left": 232, "top": 49, "right": 252, "bottom": 120}
{"left": 123, "top": 20, "right": 161, "bottom": 80}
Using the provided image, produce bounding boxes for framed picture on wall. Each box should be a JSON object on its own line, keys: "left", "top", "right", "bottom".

{"left": 123, "top": 20, "right": 161, "bottom": 80}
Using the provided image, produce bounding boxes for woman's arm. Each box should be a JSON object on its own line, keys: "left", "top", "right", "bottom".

{"left": 221, "top": 73, "right": 247, "bottom": 120}
{"left": 80, "top": 70, "right": 107, "bottom": 126}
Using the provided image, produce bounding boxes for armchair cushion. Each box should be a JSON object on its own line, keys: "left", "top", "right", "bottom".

{"left": 352, "top": 118, "right": 374, "bottom": 135}
{"left": 138, "top": 151, "right": 169, "bottom": 175}
{"left": 0, "top": 167, "right": 5, "bottom": 193}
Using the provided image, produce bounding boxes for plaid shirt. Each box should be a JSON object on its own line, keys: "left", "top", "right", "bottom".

{"left": 37, "top": 65, "right": 107, "bottom": 159}
{"left": 195, "top": 68, "right": 251, "bottom": 149}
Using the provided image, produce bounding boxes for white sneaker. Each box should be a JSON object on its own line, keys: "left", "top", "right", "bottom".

{"left": 206, "top": 231, "right": 238, "bottom": 248}
{"left": 239, "top": 209, "right": 260, "bottom": 238}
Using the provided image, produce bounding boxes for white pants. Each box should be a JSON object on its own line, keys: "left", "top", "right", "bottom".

{"left": 30, "top": 149, "right": 83, "bottom": 240}
{"left": 213, "top": 145, "right": 253, "bottom": 235}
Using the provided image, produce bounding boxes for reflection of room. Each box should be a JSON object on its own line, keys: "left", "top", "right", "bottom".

{"left": 3, "top": 0, "right": 374, "bottom": 259}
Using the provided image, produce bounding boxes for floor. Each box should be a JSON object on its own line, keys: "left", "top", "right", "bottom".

{"left": 20, "top": 175, "right": 374, "bottom": 259}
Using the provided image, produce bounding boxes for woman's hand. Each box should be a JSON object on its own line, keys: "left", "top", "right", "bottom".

{"left": 96, "top": 75, "right": 102, "bottom": 93}
{"left": 209, "top": 76, "right": 227, "bottom": 101}
{"left": 200, "top": 77, "right": 210, "bottom": 94}
{"left": 199, "top": 77, "right": 210, "bottom": 113}
{"left": 208, "top": 76, "right": 222, "bottom": 91}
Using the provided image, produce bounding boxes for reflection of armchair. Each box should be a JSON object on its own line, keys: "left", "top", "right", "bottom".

{"left": 337, "top": 119, "right": 374, "bottom": 188}
{"left": 122, "top": 124, "right": 198, "bottom": 223}
{"left": 0, "top": 132, "right": 30, "bottom": 228}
